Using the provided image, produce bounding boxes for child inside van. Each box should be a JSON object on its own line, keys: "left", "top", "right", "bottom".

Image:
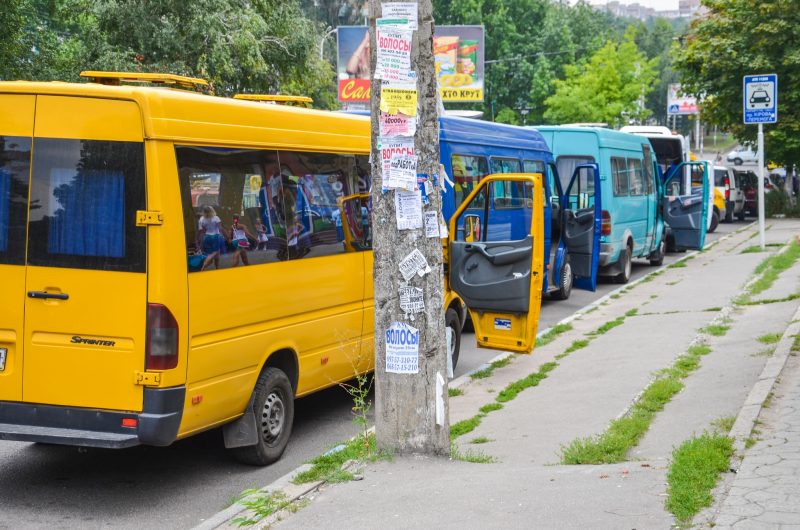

{"left": 197, "top": 205, "right": 226, "bottom": 270}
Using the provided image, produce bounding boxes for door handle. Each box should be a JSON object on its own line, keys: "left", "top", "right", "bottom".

{"left": 28, "top": 291, "right": 69, "bottom": 301}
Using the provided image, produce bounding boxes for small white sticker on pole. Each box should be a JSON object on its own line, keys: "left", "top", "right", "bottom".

{"left": 424, "top": 211, "right": 440, "bottom": 238}
{"left": 385, "top": 321, "right": 419, "bottom": 374}
{"left": 398, "top": 248, "right": 431, "bottom": 281}
{"left": 436, "top": 372, "right": 445, "bottom": 426}
{"left": 399, "top": 285, "right": 425, "bottom": 318}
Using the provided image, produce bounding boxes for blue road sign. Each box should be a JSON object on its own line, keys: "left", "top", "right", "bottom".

{"left": 744, "top": 74, "right": 777, "bottom": 124}
{"left": 668, "top": 104, "right": 679, "bottom": 114}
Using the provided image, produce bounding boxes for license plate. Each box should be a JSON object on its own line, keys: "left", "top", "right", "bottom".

{"left": 0, "top": 348, "right": 6, "bottom": 371}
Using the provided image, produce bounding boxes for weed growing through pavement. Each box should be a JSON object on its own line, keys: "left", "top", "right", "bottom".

{"left": 711, "top": 416, "right": 736, "bottom": 434}
{"left": 536, "top": 323, "right": 573, "bottom": 347}
{"left": 665, "top": 431, "right": 733, "bottom": 525}
{"left": 233, "top": 491, "right": 293, "bottom": 527}
{"left": 450, "top": 443, "right": 497, "bottom": 463}
{"left": 759, "top": 332, "right": 784, "bottom": 345}
{"left": 560, "top": 341, "right": 713, "bottom": 464}
{"left": 704, "top": 307, "right": 722, "bottom": 312}
{"left": 470, "top": 436, "right": 492, "bottom": 444}
{"left": 448, "top": 387, "right": 464, "bottom": 397}
{"left": 588, "top": 315, "right": 626, "bottom": 336}
{"left": 496, "top": 362, "right": 557, "bottom": 403}
{"left": 479, "top": 403, "right": 503, "bottom": 414}
{"left": 471, "top": 356, "right": 512, "bottom": 380}
{"left": 702, "top": 317, "right": 732, "bottom": 337}
{"left": 737, "top": 240, "right": 800, "bottom": 304}
{"left": 736, "top": 292, "right": 800, "bottom": 306}
{"left": 668, "top": 260, "right": 688, "bottom": 268}
{"left": 450, "top": 414, "right": 484, "bottom": 440}
{"left": 293, "top": 433, "right": 386, "bottom": 484}
{"left": 565, "top": 339, "right": 590, "bottom": 354}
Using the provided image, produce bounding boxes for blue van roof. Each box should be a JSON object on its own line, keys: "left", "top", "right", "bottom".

{"left": 441, "top": 116, "right": 550, "bottom": 153}
{"left": 533, "top": 126, "right": 650, "bottom": 151}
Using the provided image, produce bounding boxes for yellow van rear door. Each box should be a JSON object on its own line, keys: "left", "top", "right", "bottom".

{"left": 22, "top": 96, "right": 148, "bottom": 412}
{"left": 0, "top": 95, "right": 35, "bottom": 402}
{"left": 448, "top": 174, "right": 545, "bottom": 353}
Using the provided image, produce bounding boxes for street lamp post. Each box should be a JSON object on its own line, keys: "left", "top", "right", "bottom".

{"left": 319, "top": 27, "right": 338, "bottom": 60}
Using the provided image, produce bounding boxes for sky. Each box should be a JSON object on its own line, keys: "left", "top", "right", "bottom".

{"left": 583, "top": 0, "right": 680, "bottom": 9}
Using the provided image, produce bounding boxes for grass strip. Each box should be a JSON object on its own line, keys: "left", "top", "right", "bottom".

{"left": 588, "top": 315, "right": 626, "bottom": 336}
{"left": 666, "top": 432, "right": 733, "bottom": 525}
{"left": 448, "top": 387, "right": 464, "bottom": 397}
{"left": 536, "top": 323, "right": 573, "bottom": 347}
{"left": 741, "top": 240, "right": 800, "bottom": 301}
{"left": 560, "top": 342, "right": 713, "bottom": 464}
{"left": 735, "top": 292, "right": 800, "bottom": 306}
{"left": 564, "top": 339, "right": 590, "bottom": 354}
{"left": 293, "top": 434, "right": 381, "bottom": 484}
{"left": 470, "top": 356, "right": 512, "bottom": 380}
{"left": 757, "top": 332, "right": 782, "bottom": 345}
{"left": 496, "top": 362, "right": 557, "bottom": 403}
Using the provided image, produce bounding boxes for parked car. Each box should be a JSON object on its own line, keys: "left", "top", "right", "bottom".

{"left": 735, "top": 169, "right": 773, "bottom": 216}
{"left": 714, "top": 165, "right": 746, "bottom": 221}
{"left": 727, "top": 146, "right": 758, "bottom": 166}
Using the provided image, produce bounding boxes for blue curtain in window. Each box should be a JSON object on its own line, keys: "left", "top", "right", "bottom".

{"left": 48, "top": 169, "right": 125, "bottom": 257}
{"left": 0, "top": 169, "right": 9, "bottom": 252}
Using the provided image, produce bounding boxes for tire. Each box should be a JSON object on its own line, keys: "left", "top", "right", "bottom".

{"left": 230, "top": 367, "right": 294, "bottom": 466}
{"left": 708, "top": 209, "right": 719, "bottom": 233}
{"left": 551, "top": 259, "right": 573, "bottom": 301}
{"left": 734, "top": 158, "right": 743, "bottom": 166}
{"left": 649, "top": 239, "right": 666, "bottom": 266}
{"left": 737, "top": 210, "right": 746, "bottom": 221}
{"left": 445, "top": 308, "right": 462, "bottom": 371}
{"left": 613, "top": 246, "right": 632, "bottom": 284}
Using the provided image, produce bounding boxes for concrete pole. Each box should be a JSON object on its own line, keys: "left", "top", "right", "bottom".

{"left": 369, "top": 0, "right": 450, "bottom": 455}
{"left": 758, "top": 123, "right": 766, "bottom": 249}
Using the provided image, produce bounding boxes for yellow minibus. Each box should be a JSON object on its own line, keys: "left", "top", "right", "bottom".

{"left": 0, "top": 72, "right": 542, "bottom": 465}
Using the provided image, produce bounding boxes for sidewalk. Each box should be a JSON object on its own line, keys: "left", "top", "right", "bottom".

{"left": 226, "top": 220, "right": 800, "bottom": 529}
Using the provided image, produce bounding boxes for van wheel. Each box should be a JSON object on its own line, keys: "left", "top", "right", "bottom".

{"left": 649, "top": 239, "right": 666, "bottom": 266}
{"left": 613, "top": 247, "right": 632, "bottom": 284}
{"left": 724, "top": 207, "right": 733, "bottom": 223}
{"left": 230, "top": 367, "right": 294, "bottom": 466}
{"left": 709, "top": 210, "right": 719, "bottom": 233}
{"left": 734, "top": 158, "right": 743, "bottom": 166}
{"left": 551, "top": 259, "right": 572, "bottom": 300}
{"left": 446, "top": 308, "right": 461, "bottom": 371}
{"left": 737, "top": 210, "right": 746, "bottom": 221}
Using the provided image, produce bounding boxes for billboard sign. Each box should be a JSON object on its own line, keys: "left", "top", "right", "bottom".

{"left": 667, "top": 83, "right": 699, "bottom": 115}
{"left": 336, "top": 25, "right": 485, "bottom": 103}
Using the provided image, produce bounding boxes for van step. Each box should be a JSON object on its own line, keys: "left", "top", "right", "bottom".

{"left": 0, "top": 423, "right": 139, "bottom": 448}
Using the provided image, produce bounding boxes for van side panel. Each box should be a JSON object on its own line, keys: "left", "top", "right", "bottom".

{"left": 0, "top": 95, "right": 35, "bottom": 403}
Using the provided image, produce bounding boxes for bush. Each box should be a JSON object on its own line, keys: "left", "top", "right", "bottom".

{"left": 765, "top": 188, "right": 791, "bottom": 217}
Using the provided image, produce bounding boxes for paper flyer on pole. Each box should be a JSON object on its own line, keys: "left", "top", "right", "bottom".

{"left": 395, "top": 189, "right": 423, "bottom": 230}
{"left": 385, "top": 153, "right": 418, "bottom": 190}
{"left": 379, "top": 112, "right": 416, "bottom": 136}
{"left": 375, "top": 24, "right": 412, "bottom": 80}
{"left": 380, "top": 85, "right": 418, "bottom": 115}
{"left": 381, "top": 3, "right": 418, "bottom": 30}
{"left": 385, "top": 322, "right": 420, "bottom": 374}
{"left": 379, "top": 137, "right": 415, "bottom": 179}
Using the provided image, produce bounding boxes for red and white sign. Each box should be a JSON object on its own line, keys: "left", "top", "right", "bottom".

{"left": 667, "top": 83, "right": 699, "bottom": 115}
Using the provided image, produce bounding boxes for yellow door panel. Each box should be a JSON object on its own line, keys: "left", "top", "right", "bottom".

{"left": 34, "top": 96, "right": 143, "bottom": 141}
{"left": 0, "top": 267, "right": 26, "bottom": 401}
{"left": 448, "top": 174, "right": 545, "bottom": 353}
{"left": 23, "top": 267, "right": 146, "bottom": 411}
{"left": 361, "top": 251, "right": 375, "bottom": 374}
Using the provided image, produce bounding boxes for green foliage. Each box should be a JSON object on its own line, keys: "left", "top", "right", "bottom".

{"left": 496, "top": 361, "right": 557, "bottom": 402}
{"left": 666, "top": 433, "right": 733, "bottom": 524}
{"left": 758, "top": 332, "right": 782, "bottom": 345}
{"left": 1, "top": 0, "right": 337, "bottom": 108}
{"left": 448, "top": 387, "right": 464, "bottom": 397}
{"left": 450, "top": 414, "right": 484, "bottom": 440}
{"left": 293, "top": 433, "right": 380, "bottom": 484}
{"left": 544, "top": 30, "right": 658, "bottom": 126}
{"left": 748, "top": 241, "right": 800, "bottom": 297}
{"left": 233, "top": 491, "right": 291, "bottom": 527}
{"left": 536, "top": 323, "right": 573, "bottom": 347}
{"left": 674, "top": 0, "right": 800, "bottom": 167}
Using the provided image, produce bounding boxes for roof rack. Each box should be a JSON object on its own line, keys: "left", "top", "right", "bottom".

{"left": 233, "top": 94, "right": 313, "bottom": 105}
{"left": 80, "top": 71, "right": 210, "bottom": 91}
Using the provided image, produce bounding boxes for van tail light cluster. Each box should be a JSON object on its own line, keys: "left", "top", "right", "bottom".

{"left": 724, "top": 176, "right": 730, "bottom": 200}
{"left": 146, "top": 303, "right": 179, "bottom": 370}
{"left": 601, "top": 210, "right": 612, "bottom": 236}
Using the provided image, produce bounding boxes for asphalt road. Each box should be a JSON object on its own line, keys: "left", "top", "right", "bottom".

{"left": 0, "top": 221, "right": 744, "bottom": 530}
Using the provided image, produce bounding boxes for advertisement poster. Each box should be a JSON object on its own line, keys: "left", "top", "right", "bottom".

{"left": 337, "top": 25, "right": 485, "bottom": 103}
{"left": 667, "top": 83, "right": 699, "bottom": 115}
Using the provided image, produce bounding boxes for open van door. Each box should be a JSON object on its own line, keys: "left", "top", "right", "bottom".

{"left": 663, "top": 161, "right": 709, "bottom": 250}
{"left": 448, "top": 174, "right": 545, "bottom": 353}
{"left": 563, "top": 163, "right": 601, "bottom": 291}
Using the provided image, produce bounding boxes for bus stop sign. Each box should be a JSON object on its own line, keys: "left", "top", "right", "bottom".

{"left": 743, "top": 74, "right": 777, "bottom": 124}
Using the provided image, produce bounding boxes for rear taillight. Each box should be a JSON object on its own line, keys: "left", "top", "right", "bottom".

{"left": 146, "top": 303, "right": 179, "bottom": 370}
{"left": 724, "top": 176, "right": 730, "bottom": 200}
{"left": 601, "top": 210, "right": 612, "bottom": 236}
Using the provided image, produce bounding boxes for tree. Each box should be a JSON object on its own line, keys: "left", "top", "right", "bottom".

{"left": 369, "top": 0, "right": 450, "bottom": 454}
{"left": 674, "top": 0, "right": 800, "bottom": 167}
{"left": 544, "top": 31, "right": 657, "bottom": 126}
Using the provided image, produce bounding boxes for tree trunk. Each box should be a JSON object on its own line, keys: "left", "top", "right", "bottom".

{"left": 369, "top": 0, "right": 450, "bottom": 455}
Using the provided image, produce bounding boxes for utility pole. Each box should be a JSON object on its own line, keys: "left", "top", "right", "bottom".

{"left": 368, "top": 0, "right": 450, "bottom": 455}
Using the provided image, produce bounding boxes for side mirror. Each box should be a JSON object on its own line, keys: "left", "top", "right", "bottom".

{"left": 464, "top": 214, "right": 481, "bottom": 242}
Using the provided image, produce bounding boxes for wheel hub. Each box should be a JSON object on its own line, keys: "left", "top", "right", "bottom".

{"left": 261, "top": 392, "right": 284, "bottom": 442}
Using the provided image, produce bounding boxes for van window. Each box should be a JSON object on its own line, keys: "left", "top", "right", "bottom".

{"left": 0, "top": 136, "right": 30, "bottom": 266}
{"left": 714, "top": 169, "right": 728, "bottom": 187}
{"left": 565, "top": 166, "right": 596, "bottom": 210}
{"left": 611, "top": 157, "right": 629, "bottom": 196}
{"left": 27, "top": 138, "right": 146, "bottom": 272}
{"left": 642, "top": 145, "right": 654, "bottom": 195}
{"left": 177, "top": 145, "right": 281, "bottom": 270}
{"left": 277, "top": 151, "right": 361, "bottom": 259}
{"left": 523, "top": 160, "right": 545, "bottom": 174}
{"left": 452, "top": 154, "right": 488, "bottom": 209}
{"left": 627, "top": 158, "right": 645, "bottom": 196}
{"left": 556, "top": 156, "right": 594, "bottom": 190}
{"left": 490, "top": 157, "right": 522, "bottom": 174}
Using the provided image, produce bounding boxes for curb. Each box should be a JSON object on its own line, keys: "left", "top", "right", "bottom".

{"left": 727, "top": 292, "right": 800, "bottom": 459}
